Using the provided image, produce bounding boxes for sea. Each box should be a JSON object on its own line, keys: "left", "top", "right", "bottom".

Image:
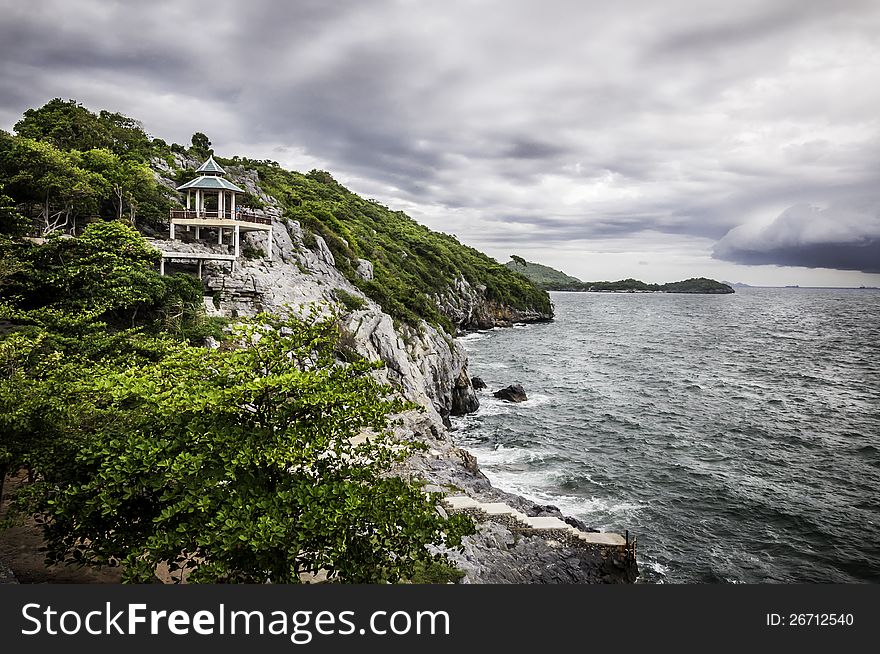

{"left": 452, "top": 288, "right": 880, "bottom": 583}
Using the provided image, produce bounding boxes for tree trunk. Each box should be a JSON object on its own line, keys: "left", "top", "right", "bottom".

{"left": 129, "top": 193, "right": 137, "bottom": 226}
{"left": 0, "top": 463, "right": 8, "bottom": 511}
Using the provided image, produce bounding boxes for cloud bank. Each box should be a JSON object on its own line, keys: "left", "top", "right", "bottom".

{"left": 1, "top": 0, "right": 879, "bottom": 283}
{"left": 714, "top": 202, "right": 880, "bottom": 273}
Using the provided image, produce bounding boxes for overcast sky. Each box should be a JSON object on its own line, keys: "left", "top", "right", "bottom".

{"left": 2, "top": 0, "right": 879, "bottom": 286}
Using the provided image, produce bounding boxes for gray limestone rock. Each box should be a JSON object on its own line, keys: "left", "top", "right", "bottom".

{"left": 355, "top": 258, "right": 374, "bottom": 281}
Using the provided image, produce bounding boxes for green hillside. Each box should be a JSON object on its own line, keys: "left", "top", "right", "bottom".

{"left": 231, "top": 163, "right": 552, "bottom": 332}
{"left": 505, "top": 256, "right": 582, "bottom": 289}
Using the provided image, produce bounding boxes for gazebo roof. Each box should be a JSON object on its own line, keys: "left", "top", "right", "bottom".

{"left": 196, "top": 156, "right": 226, "bottom": 175}
{"left": 176, "top": 175, "right": 245, "bottom": 193}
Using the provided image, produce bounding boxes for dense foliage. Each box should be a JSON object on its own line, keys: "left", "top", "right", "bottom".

{"left": 221, "top": 159, "right": 552, "bottom": 332}
{"left": 0, "top": 221, "right": 473, "bottom": 582}
{"left": 1, "top": 99, "right": 174, "bottom": 233}
{"left": 14, "top": 312, "right": 472, "bottom": 583}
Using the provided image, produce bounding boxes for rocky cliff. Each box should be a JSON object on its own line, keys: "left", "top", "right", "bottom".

{"left": 437, "top": 274, "right": 553, "bottom": 330}
{"left": 150, "top": 159, "right": 636, "bottom": 584}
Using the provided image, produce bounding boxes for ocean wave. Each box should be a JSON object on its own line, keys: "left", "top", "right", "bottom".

{"left": 457, "top": 332, "right": 491, "bottom": 343}
{"left": 468, "top": 443, "right": 550, "bottom": 466}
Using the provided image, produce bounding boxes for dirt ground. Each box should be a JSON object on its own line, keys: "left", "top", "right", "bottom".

{"left": 0, "top": 471, "right": 122, "bottom": 583}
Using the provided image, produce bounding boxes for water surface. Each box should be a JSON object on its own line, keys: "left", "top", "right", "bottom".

{"left": 453, "top": 288, "right": 880, "bottom": 583}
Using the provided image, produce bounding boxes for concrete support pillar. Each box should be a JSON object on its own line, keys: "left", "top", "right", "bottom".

{"left": 160, "top": 257, "right": 165, "bottom": 275}
{"left": 218, "top": 227, "right": 223, "bottom": 244}
{"left": 267, "top": 226, "right": 272, "bottom": 259}
{"left": 170, "top": 222, "right": 175, "bottom": 240}
{"left": 234, "top": 224, "right": 240, "bottom": 258}
{"left": 198, "top": 259, "right": 203, "bottom": 280}
{"left": 195, "top": 226, "right": 200, "bottom": 240}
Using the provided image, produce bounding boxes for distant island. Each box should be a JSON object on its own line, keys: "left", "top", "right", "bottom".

{"left": 506, "top": 256, "right": 735, "bottom": 294}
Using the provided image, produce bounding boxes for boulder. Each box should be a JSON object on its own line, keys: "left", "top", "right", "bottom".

{"left": 451, "top": 370, "right": 480, "bottom": 415}
{"left": 471, "top": 376, "right": 487, "bottom": 390}
{"left": 493, "top": 383, "right": 528, "bottom": 403}
{"left": 313, "top": 235, "right": 335, "bottom": 267}
{"left": 355, "top": 258, "right": 374, "bottom": 281}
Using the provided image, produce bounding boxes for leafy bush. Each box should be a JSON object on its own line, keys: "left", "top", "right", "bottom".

{"left": 334, "top": 288, "right": 366, "bottom": 312}
{"left": 20, "top": 311, "right": 474, "bottom": 583}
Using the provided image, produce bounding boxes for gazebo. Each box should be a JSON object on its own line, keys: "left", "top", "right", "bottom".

{"left": 168, "top": 156, "right": 273, "bottom": 260}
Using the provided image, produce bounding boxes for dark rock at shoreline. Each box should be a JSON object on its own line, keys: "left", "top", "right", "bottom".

{"left": 471, "top": 376, "right": 487, "bottom": 390}
{"left": 564, "top": 515, "right": 600, "bottom": 533}
{"left": 494, "top": 383, "right": 528, "bottom": 403}
{"left": 451, "top": 370, "right": 480, "bottom": 415}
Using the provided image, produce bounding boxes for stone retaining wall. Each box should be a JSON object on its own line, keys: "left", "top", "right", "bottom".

{"left": 445, "top": 495, "right": 637, "bottom": 569}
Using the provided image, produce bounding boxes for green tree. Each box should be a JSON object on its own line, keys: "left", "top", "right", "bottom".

{"left": 15, "top": 98, "right": 108, "bottom": 152}
{"left": 0, "top": 135, "right": 106, "bottom": 235}
{"left": 29, "top": 310, "right": 473, "bottom": 583}
{"left": 81, "top": 149, "right": 156, "bottom": 224}
{"left": 2, "top": 221, "right": 204, "bottom": 333}
{"left": 190, "top": 132, "right": 213, "bottom": 158}
{"left": 510, "top": 254, "right": 527, "bottom": 267}
{"left": 0, "top": 331, "right": 83, "bottom": 507}
{"left": 97, "top": 110, "right": 152, "bottom": 161}
{"left": 0, "top": 193, "right": 29, "bottom": 237}
{"left": 14, "top": 99, "right": 153, "bottom": 162}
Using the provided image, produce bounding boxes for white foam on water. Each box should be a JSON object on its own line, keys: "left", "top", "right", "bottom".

{"left": 468, "top": 443, "right": 550, "bottom": 466}
{"left": 470, "top": 461, "right": 644, "bottom": 526}
{"left": 521, "top": 392, "right": 552, "bottom": 407}
{"left": 646, "top": 560, "right": 669, "bottom": 576}
{"left": 456, "top": 333, "right": 491, "bottom": 348}
{"left": 472, "top": 396, "right": 514, "bottom": 416}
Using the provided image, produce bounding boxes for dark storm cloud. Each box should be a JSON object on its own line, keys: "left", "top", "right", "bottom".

{"left": 713, "top": 202, "right": 880, "bottom": 273}
{"left": 502, "top": 140, "right": 571, "bottom": 160}
{"left": 1, "top": 0, "right": 880, "bottom": 280}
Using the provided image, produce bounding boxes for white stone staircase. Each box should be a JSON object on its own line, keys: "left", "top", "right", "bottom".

{"left": 444, "top": 495, "right": 631, "bottom": 550}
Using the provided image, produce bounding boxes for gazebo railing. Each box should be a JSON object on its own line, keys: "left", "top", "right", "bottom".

{"left": 169, "top": 209, "right": 271, "bottom": 225}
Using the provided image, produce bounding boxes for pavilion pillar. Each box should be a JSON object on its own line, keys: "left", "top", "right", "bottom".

{"left": 230, "top": 192, "right": 236, "bottom": 218}
{"left": 234, "top": 224, "right": 240, "bottom": 258}
{"left": 186, "top": 190, "right": 191, "bottom": 211}
{"left": 219, "top": 191, "right": 225, "bottom": 219}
